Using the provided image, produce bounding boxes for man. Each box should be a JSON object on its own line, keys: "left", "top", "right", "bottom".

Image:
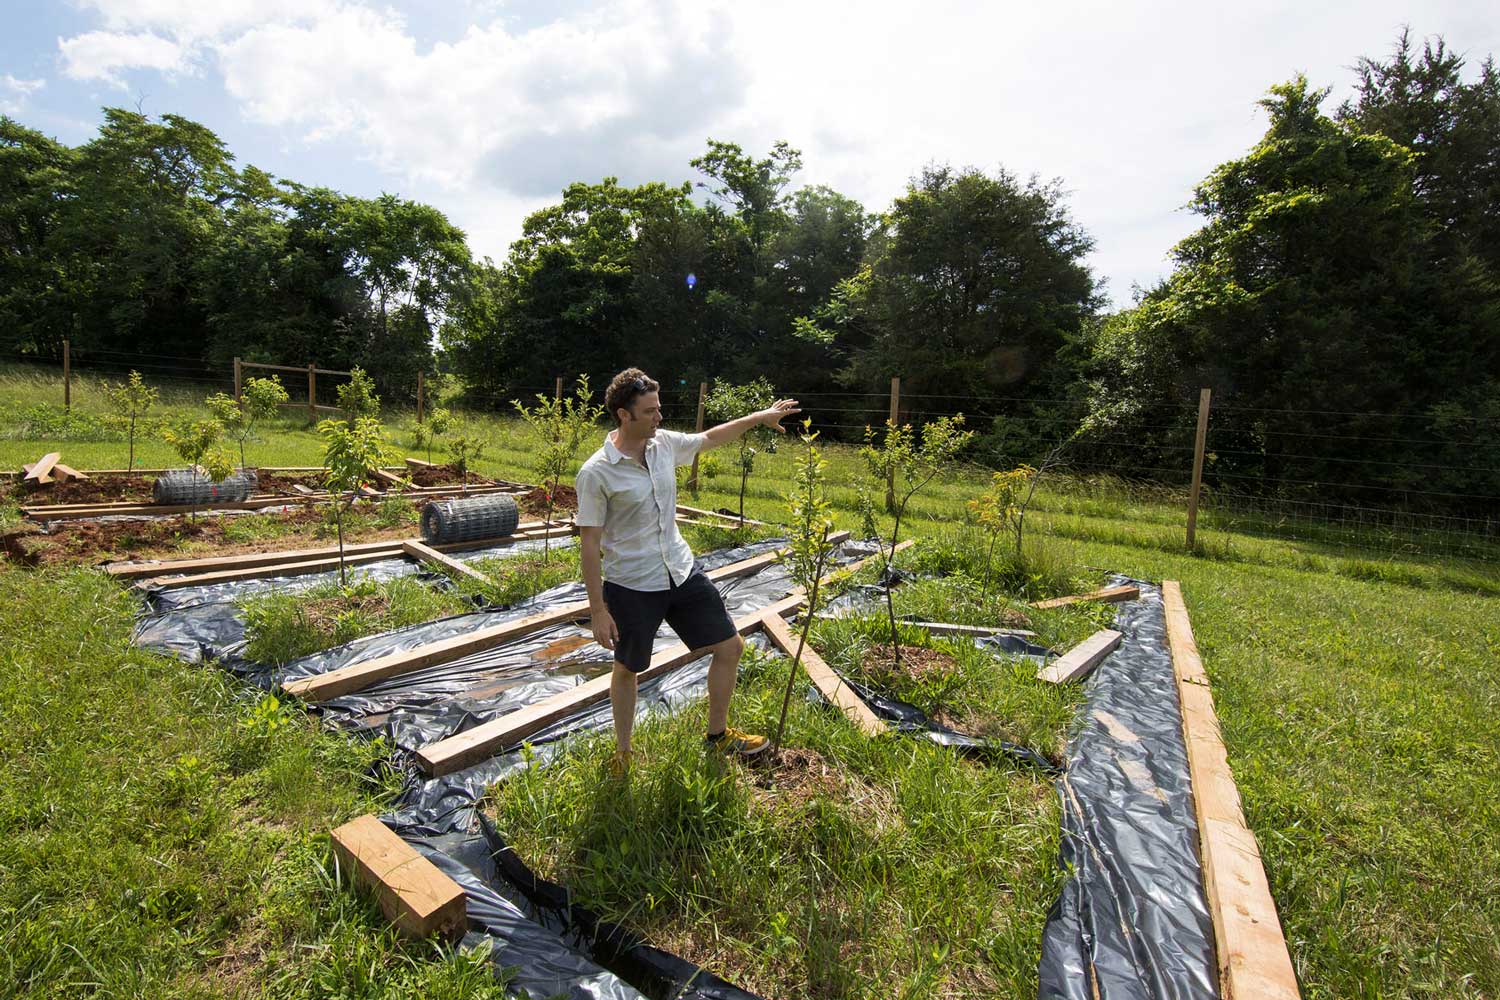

{"left": 576, "top": 367, "right": 800, "bottom": 774}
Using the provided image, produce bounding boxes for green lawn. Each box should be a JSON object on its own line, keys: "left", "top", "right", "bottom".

{"left": 1, "top": 365, "right": 1497, "bottom": 998}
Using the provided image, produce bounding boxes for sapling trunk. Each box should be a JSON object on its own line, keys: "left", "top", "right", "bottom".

{"left": 773, "top": 525, "right": 831, "bottom": 753}
{"left": 981, "top": 529, "right": 999, "bottom": 602}
{"left": 127, "top": 414, "right": 136, "bottom": 471}
{"left": 335, "top": 493, "right": 348, "bottom": 587}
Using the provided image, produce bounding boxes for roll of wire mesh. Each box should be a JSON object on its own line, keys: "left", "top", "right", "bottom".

{"left": 152, "top": 468, "right": 259, "bottom": 505}
{"left": 420, "top": 493, "right": 521, "bottom": 543}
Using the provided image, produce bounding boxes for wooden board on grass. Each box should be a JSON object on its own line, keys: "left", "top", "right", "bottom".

{"left": 1034, "top": 628, "right": 1122, "bottom": 684}
{"left": 1162, "top": 580, "right": 1300, "bottom": 1000}
{"left": 1029, "top": 584, "right": 1140, "bottom": 610}
{"left": 402, "top": 541, "right": 493, "bottom": 584}
{"left": 413, "top": 542, "right": 908, "bottom": 776}
{"left": 759, "top": 611, "right": 884, "bottom": 736}
{"left": 51, "top": 463, "right": 89, "bottom": 481}
{"left": 330, "top": 814, "right": 466, "bottom": 940}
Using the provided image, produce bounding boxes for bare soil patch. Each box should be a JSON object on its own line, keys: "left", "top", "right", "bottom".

{"left": 516, "top": 484, "right": 578, "bottom": 519}
{"left": 6, "top": 474, "right": 156, "bottom": 505}
{"left": 408, "top": 462, "right": 492, "bottom": 488}
{"left": 861, "top": 644, "right": 961, "bottom": 683}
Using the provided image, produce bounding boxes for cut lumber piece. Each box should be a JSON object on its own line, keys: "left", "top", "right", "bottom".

{"left": 329, "top": 814, "right": 467, "bottom": 940}
{"left": 759, "top": 611, "right": 884, "bottom": 736}
{"left": 142, "top": 549, "right": 401, "bottom": 590}
{"left": 414, "top": 540, "right": 910, "bottom": 776}
{"left": 370, "top": 468, "right": 405, "bottom": 488}
{"left": 23, "top": 452, "right": 61, "bottom": 484}
{"left": 51, "top": 463, "right": 89, "bottom": 481}
{"left": 280, "top": 543, "right": 817, "bottom": 704}
{"left": 675, "top": 503, "right": 769, "bottom": 527}
{"left": 1034, "top": 628, "right": 1122, "bottom": 684}
{"left": 406, "top": 457, "right": 436, "bottom": 470}
{"left": 1163, "top": 580, "right": 1300, "bottom": 1000}
{"left": 402, "top": 541, "right": 492, "bottom": 584}
{"left": 812, "top": 614, "right": 1038, "bottom": 639}
{"left": 1029, "top": 584, "right": 1140, "bottom": 610}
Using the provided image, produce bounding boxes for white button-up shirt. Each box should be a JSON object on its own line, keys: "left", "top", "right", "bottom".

{"left": 575, "top": 428, "right": 706, "bottom": 591}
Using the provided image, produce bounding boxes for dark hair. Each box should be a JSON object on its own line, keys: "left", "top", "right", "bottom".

{"left": 605, "top": 368, "right": 659, "bottom": 421}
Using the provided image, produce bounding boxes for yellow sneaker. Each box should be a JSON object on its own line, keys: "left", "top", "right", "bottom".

{"left": 704, "top": 726, "right": 770, "bottom": 758}
{"left": 606, "top": 749, "right": 632, "bottom": 779}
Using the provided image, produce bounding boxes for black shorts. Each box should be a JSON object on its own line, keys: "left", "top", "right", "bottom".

{"left": 603, "top": 569, "right": 737, "bottom": 672}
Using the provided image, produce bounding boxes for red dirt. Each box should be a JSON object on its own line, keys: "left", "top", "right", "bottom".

{"left": 6, "top": 475, "right": 156, "bottom": 505}
{"left": 516, "top": 484, "right": 578, "bottom": 519}
{"left": 408, "top": 463, "right": 492, "bottom": 488}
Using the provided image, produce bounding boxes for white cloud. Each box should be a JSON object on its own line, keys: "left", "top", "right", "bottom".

{"left": 58, "top": 30, "right": 192, "bottom": 86}
{"left": 52, "top": 0, "right": 1500, "bottom": 304}
{"left": 1, "top": 75, "right": 47, "bottom": 116}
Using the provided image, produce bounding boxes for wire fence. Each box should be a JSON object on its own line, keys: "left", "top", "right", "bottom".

{"left": 4, "top": 349, "right": 1498, "bottom": 562}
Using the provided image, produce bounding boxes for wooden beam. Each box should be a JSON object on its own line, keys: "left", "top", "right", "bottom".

{"left": 759, "top": 611, "right": 884, "bottom": 736}
{"left": 1029, "top": 584, "right": 1140, "bottom": 610}
{"left": 141, "top": 549, "right": 402, "bottom": 590}
{"left": 370, "top": 468, "right": 405, "bottom": 488}
{"left": 1163, "top": 581, "right": 1300, "bottom": 1000}
{"left": 23, "top": 452, "right": 61, "bottom": 485}
{"left": 402, "top": 541, "right": 493, "bottom": 584}
{"left": 278, "top": 540, "right": 833, "bottom": 704}
{"left": 330, "top": 814, "right": 467, "bottom": 941}
{"left": 814, "top": 615, "right": 1038, "bottom": 639}
{"left": 406, "top": 457, "right": 437, "bottom": 471}
{"left": 50, "top": 463, "right": 89, "bottom": 481}
{"left": 1034, "top": 628, "right": 1122, "bottom": 684}
{"left": 413, "top": 540, "right": 908, "bottom": 776}
{"left": 107, "top": 538, "right": 409, "bottom": 578}
{"left": 675, "top": 503, "right": 769, "bottom": 527}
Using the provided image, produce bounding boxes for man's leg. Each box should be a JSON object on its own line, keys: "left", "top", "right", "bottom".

{"left": 704, "top": 633, "right": 745, "bottom": 735}
{"left": 610, "top": 660, "right": 639, "bottom": 755}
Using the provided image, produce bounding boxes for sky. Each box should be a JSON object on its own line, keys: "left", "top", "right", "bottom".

{"left": 3, "top": 0, "right": 1496, "bottom": 310}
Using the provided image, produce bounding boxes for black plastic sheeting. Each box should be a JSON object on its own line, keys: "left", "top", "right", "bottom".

{"left": 129, "top": 543, "right": 1217, "bottom": 999}
{"left": 1037, "top": 579, "right": 1219, "bottom": 1000}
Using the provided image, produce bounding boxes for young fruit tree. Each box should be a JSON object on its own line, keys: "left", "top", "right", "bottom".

{"left": 208, "top": 376, "right": 288, "bottom": 470}
{"left": 773, "top": 420, "right": 839, "bottom": 752}
{"left": 413, "top": 405, "right": 452, "bottom": 465}
{"left": 705, "top": 378, "right": 776, "bottom": 528}
{"left": 162, "top": 415, "right": 236, "bottom": 522}
{"left": 336, "top": 367, "right": 381, "bottom": 420}
{"left": 320, "top": 415, "right": 394, "bottom": 586}
{"left": 513, "top": 375, "right": 605, "bottom": 560}
{"left": 446, "top": 431, "right": 486, "bottom": 492}
{"left": 101, "top": 370, "right": 159, "bottom": 471}
{"left": 860, "top": 415, "right": 973, "bottom": 669}
{"left": 968, "top": 466, "right": 1033, "bottom": 601}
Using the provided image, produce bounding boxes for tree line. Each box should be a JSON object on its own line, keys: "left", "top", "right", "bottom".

{"left": 1, "top": 30, "right": 1496, "bottom": 507}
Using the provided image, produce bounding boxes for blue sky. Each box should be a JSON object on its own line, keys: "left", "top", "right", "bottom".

{"left": 3, "top": 0, "right": 1496, "bottom": 309}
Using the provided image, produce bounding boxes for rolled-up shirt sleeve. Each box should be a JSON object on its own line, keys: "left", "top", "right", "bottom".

{"left": 574, "top": 466, "right": 607, "bottom": 527}
{"left": 663, "top": 429, "right": 708, "bottom": 467}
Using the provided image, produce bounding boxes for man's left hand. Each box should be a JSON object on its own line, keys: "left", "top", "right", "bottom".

{"left": 760, "top": 399, "right": 801, "bottom": 433}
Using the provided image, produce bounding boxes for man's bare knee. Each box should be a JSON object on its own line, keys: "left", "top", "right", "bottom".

{"left": 711, "top": 633, "right": 744, "bottom": 660}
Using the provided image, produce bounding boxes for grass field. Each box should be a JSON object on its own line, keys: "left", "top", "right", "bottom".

{"left": 1, "top": 365, "right": 1498, "bottom": 998}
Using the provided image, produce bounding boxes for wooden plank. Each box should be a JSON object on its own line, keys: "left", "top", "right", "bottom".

{"left": 370, "top": 468, "right": 405, "bottom": 488}
{"left": 141, "top": 549, "right": 402, "bottom": 589}
{"left": 330, "top": 814, "right": 467, "bottom": 940}
{"left": 1029, "top": 584, "right": 1140, "bottom": 610}
{"left": 759, "top": 610, "right": 884, "bottom": 736}
{"left": 675, "top": 503, "right": 769, "bottom": 527}
{"left": 416, "top": 601, "right": 784, "bottom": 777}
{"left": 402, "top": 541, "right": 493, "bottom": 584}
{"left": 1034, "top": 628, "right": 1122, "bottom": 684}
{"left": 50, "top": 463, "right": 90, "bottom": 482}
{"left": 280, "top": 543, "right": 811, "bottom": 704}
{"left": 1163, "top": 581, "right": 1300, "bottom": 1000}
{"left": 413, "top": 541, "right": 908, "bottom": 776}
{"left": 23, "top": 452, "right": 61, "bottom": 484}
{"left": 406, "top": 457, "right": 437, "bottom": 470}
{"left": 812, "top": 614, "right": 1038, "bottom": 639}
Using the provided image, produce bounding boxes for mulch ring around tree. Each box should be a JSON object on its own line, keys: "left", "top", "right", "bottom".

{"left": 861, "top": 644, "right": 961, "bottom": 684}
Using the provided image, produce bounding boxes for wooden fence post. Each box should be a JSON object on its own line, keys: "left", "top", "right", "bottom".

{"left": 417, "top": 372, "right": 424, "bottom": 424}
{"left": 233, "top": 357, "right": 242, "bottom": 401}
{"left": 885, "top": 375, "right": 901, "bottom": 511}
{"left": 1186, "top": 387, "right": 1212, "bottom": 550}
{"left": 63, "top": 339, "right": 71, "bottom": 412}
{"left": 554, "top": 376, "right": 563, "bottom": 401}
{"left": 307, "top": 363, "right": 317, "bottom": 425}
{"left": 688, "top": 381, "right": 708, "bottom": 492}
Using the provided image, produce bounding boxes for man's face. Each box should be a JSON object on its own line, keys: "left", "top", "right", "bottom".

{"left": 620, "top": 390, "right": 662, "bottom": 438}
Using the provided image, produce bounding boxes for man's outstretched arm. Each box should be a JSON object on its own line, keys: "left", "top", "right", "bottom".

{"left": 700, "top": 399, "right": 802, "bottom": 451}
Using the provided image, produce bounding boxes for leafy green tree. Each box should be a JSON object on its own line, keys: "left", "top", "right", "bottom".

{"left": 446, "top": 432, "right": 486, "bottom": 492}
{"left": 211, "top": 376, "right": 289, "bottom": 469}
{"left": 860, "top": 415, "right": 973, "bottom": 668}
{"left": 100, "top": 370, "right": 159, "bottom": 470}
{"left": 968, "top": 467, "right": 1032, "bottom": 600}
{"left": 691, "top": 139, "right": 803, "bottom": 255}
{"left": 839, "top": 165, "right": 1097, "bottom": 405}
{"left": 414, "top": 405, "right": 452, "bottom": 465}
{"left": 773, "top": 421, "right": 838, "bottom": 751}
{"left": 705, "top": 378, "right": 776, "bottom": 528}
{"left": 320, "top": 416, "right": 394, "bottom": 586}
{"left": 163, "top": 414, "right": 236, "bottom": 521}
{"left": 513, "top": 376, "right": 605, "bottom": 559}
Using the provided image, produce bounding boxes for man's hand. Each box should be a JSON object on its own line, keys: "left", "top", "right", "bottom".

{"left": 759, "top": 398, "right": 801, "bottom": 433}
{"left": 592, "top": 606, "right": 619, "bottom": 651}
